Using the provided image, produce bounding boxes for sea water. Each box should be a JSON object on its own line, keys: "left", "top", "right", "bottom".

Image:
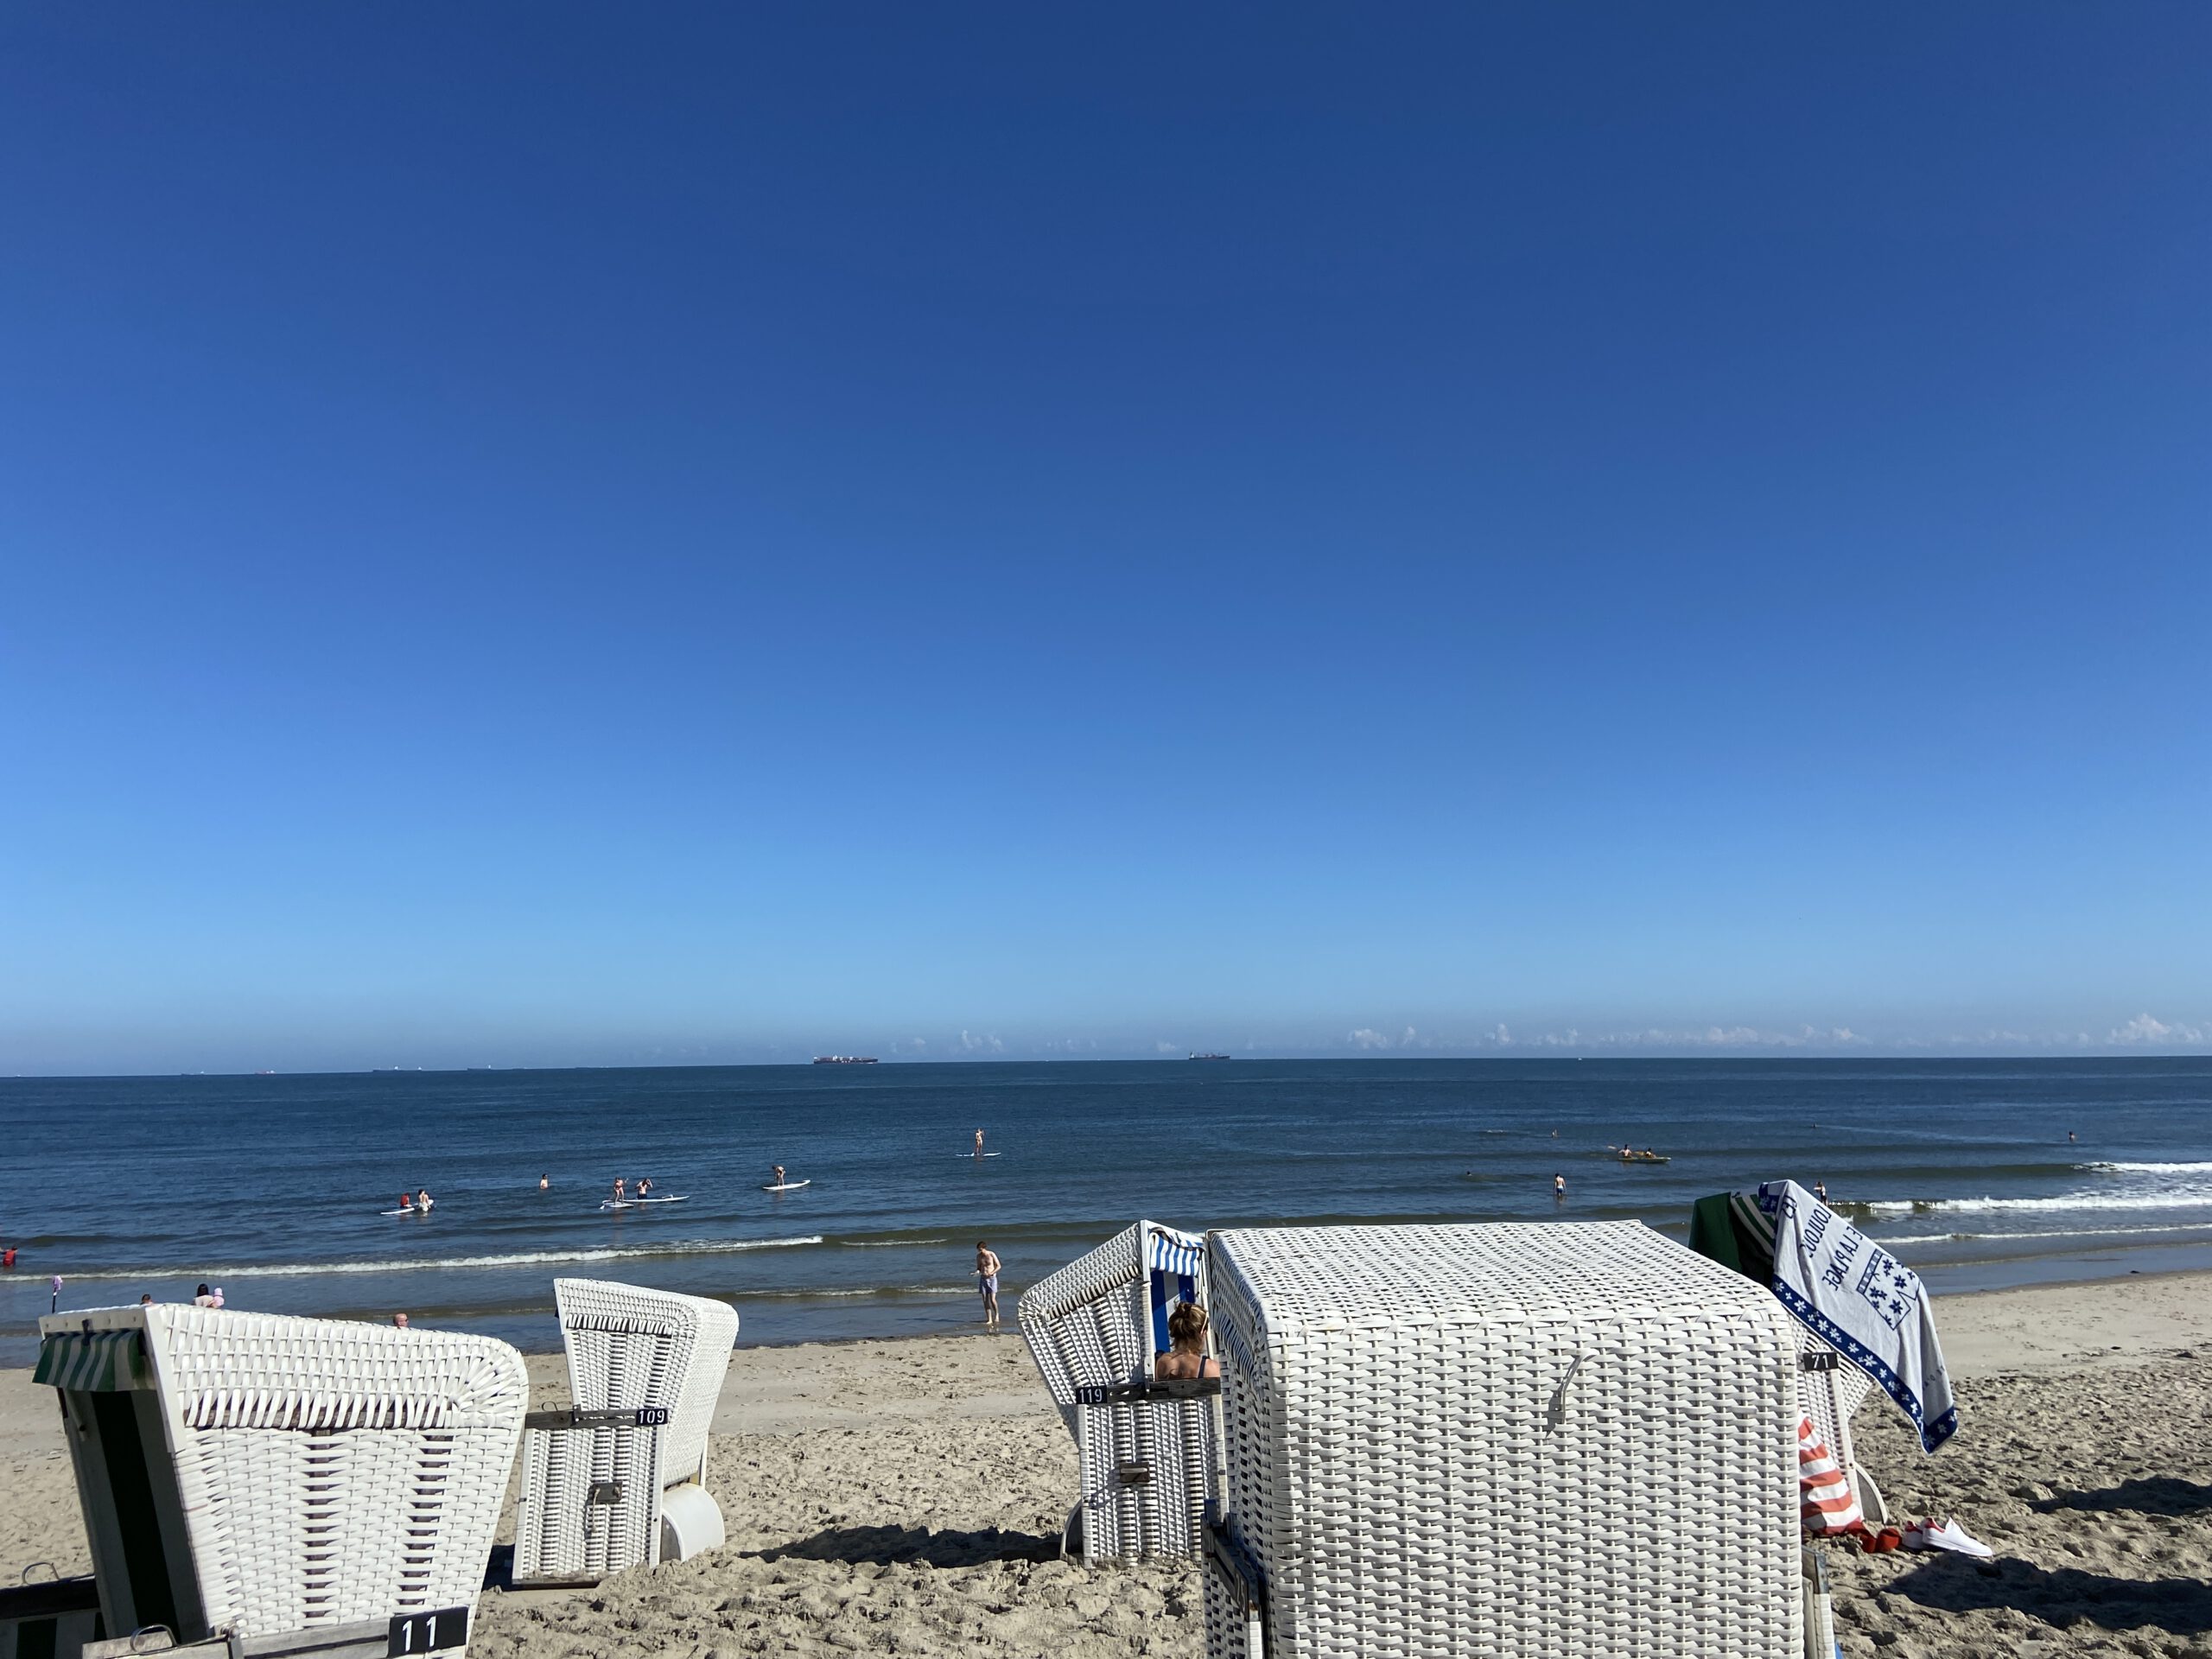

{"left": 7, "top": 1058, "right": 2209, "bottom": 1363}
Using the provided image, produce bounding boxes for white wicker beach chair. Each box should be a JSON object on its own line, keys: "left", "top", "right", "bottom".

{"left": 35, "top": 1304, "right": 525, "bottom": 1659}
{"left": 1018, "top": 1220, "right": 1216, "bottom": 1564}
{"left": 511, "top": 1278, "right": 738, "bottom": 1586}
{"left": 1202, "top": 1222, "right": 1804, "bottom": 1659}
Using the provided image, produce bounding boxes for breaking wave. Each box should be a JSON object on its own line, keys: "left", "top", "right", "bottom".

{"left": 66, "top": 1236, "right": 826, "bottom": 1281}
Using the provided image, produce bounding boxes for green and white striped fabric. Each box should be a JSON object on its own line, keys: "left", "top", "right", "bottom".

{"left": 34, "top": 1328, "right": 149, "bottom": 1391}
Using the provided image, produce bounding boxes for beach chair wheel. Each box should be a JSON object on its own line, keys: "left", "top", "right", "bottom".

{"left": 658, "top": 1484, "right": 725, "bottom": 1563}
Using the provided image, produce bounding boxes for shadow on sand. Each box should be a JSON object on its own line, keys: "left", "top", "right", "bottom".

{"left": 753, "top": 1524, "right": 1059, "bottom": 1567}
{"left": 1883, "top": 1554, "right": 2212, "bottom": 1637}
{"left": 2031, "top": 1476, "right": 2212, "bottom": 1518}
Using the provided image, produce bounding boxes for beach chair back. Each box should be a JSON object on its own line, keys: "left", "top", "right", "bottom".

{"left": 35, "top": 1304, "right": 525, "bottom": 1656}
{"left": 513, "top": 1279, "right": 738, "bottom": 1586}
{"left": 1019, "top": 1220, "right": 1217, "bottom": 1563}
{"left": 553, "top": 1277, "right": 737, "bottom": 1489}
{"left": 1203, "top": 1222, "right": 1803, "bottom": 1659}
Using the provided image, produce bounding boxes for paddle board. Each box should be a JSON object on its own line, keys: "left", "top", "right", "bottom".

{"left": 959, "top": 1152, "right": 1003, "bottom": 1159}
{"left": 380, "top": 1205, "right": 428, "bottom": 1216}
{"left": 761, "top": 1180, "right": 811, "bottom": 1192}
{"left": 600, "top": 1195, "right": 690, "bottom": 1211}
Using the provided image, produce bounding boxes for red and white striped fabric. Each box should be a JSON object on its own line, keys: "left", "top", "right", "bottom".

{"left": 1798, "top": 1411, "right": 1864, "bottom": 1535}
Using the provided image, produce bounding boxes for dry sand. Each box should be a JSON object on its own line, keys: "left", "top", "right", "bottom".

{"left": 6, "top": 1272, "right": 2210, "bottom": 1656}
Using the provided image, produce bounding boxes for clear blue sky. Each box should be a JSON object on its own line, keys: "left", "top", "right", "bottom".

{"left": 3, "top": 7, "right": 2207, "bottom": 1072}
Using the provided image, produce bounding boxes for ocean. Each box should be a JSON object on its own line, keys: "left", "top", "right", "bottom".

{"left": 8, "top": 1058, "right": 2210, "bottom": 1364}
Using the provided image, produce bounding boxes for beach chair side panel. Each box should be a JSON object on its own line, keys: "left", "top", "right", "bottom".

{"left": 160, "top": 1329, "right": 528, "bottom": 1642}
{"left": 513, "top": 1422, "right": 665, "bottom": 1586}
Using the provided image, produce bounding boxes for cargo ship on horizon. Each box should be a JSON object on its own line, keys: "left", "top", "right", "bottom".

{"left": 812, "top": 1054, "right": 879, "bottom": 1065}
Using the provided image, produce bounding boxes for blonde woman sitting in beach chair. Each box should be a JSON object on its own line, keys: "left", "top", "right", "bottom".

{"left": 1019, "top": 1219, "right": 1218, "bottom": 1565}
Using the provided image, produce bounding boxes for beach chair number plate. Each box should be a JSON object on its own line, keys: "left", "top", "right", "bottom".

{"left": 1801, "top": 1351, "right": 1840, "bottom": 1373}
{"left": 389, "top": 1606, "right": 467, "bottom": 1654}
{"left": 635, "top": 1406, "right": 671, "bottom": 1426}
{"left": 1076, "top": 1386, "right": 1112, "bottom": 1405}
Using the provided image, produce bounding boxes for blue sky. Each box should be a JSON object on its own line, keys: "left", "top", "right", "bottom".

{"left": 2, "top": 7, "right": 2207, "bottom": 1072}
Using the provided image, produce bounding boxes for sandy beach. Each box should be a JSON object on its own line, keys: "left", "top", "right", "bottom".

{"left": 8, "top": 1272, "right": 2212, "bottom": 1657}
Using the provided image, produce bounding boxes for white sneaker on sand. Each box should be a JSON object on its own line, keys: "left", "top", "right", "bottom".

{"left": 1903, "top": 1518, "right": 1993, "bottom": 1559}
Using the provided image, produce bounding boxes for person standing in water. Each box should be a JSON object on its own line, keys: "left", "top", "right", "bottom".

{"left": 1554, "top": 1173, "right": 1566, "bottom": 1201}
{"left": 538, "top": 1174, "right": 550, "bottom": 1191}
{"left": 415, "top": 1188, "right": 433, "bottom": 1212}
{"left": 975, "top": 1240, "right": 1001, "bottom": 1326}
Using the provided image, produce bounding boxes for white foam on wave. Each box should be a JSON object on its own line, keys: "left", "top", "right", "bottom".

{"left": 840, "top": 1238, "right": 946, "bottom": 1248}
{"left": 1921, "top": 1190, "right": 2212, "bottom": 1214}
{"left": 1878, "top": 1221, "right": 2212, "bottom": 1248}
{"left": 2082, "top": 1160, "right": 2212, "bottom": 1174}
{"left": 70, "top": 1235, "right": 826, "bottom": 1281}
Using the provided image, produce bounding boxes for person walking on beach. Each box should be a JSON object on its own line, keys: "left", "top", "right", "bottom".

{"left": 975, "top": 1240, "right": 1001, "bottom": 1326}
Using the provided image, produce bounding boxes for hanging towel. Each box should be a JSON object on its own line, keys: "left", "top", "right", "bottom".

{"left": 1797, "top": 1412, "right": 1864, "bottom": 1535}
{"left": 1755, "top": 1180, "right": 1959, "bottom": 1452}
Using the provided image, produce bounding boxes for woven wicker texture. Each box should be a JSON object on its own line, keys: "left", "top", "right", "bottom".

{"left": 45, "top": 1303, "right": 526, "bottom": 1648}
{"left": 552, "top": 1278, "right": 737, "bottom": 1491}
{"left": 1019, "top": 1222, "right": 1217, "bottom": 1563}
{"left": 1078, "top": 1391, "right": 1214, "bottom": 1562}
{"left": 1204, "top": 1223, "right": 1802, "bottom": 1659}
{"left": 512, "top": 1280, "right": 738, "bottom": 1582}
{"left": 514, "top": 1421, "right": 664, "bottom": 1582}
